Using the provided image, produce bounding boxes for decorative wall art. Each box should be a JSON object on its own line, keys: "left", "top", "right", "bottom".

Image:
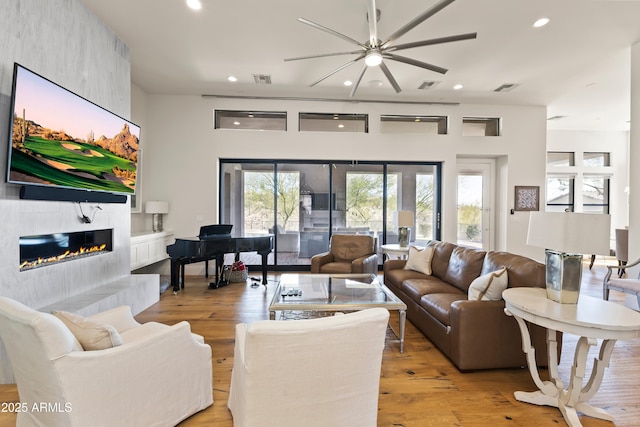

{"left": 514, "top": 186, "right": 540, "bottom": 211}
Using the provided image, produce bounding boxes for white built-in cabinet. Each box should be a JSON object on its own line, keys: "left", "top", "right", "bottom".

{"left": 130, "top": 230, "right": 174, "bottom": 270}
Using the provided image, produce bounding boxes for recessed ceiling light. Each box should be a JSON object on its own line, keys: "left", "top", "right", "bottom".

{"left": 186, "top": 0, "right": 202, "bottom": 10}
{"left": 453, "top": 84, "right": 463, "bottom": 90}
{"left": 533, "top": 18, "right": 550, "bottom": 28}
{"left": 227, "top": 76, "right": 238, "bottom": 82}
{"left": 368, "top": 80, "right": 383, "bottom": 87}
{"left": 233, "top": 121, "right": 240, "bottom": 126}
{"left": 344, "top": 80, "right": 353, "bottom": 86}
{"left": 338, "top": 124, "right": 345, "bottom": 128}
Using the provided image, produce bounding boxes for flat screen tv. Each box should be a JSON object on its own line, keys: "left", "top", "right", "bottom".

{"left": 6, "top": 63, "right": 140, "bottom": 196}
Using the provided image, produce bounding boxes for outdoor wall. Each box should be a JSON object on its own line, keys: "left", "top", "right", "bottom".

{"left": 134, "top": 93, "right": 548, "bottom": 273}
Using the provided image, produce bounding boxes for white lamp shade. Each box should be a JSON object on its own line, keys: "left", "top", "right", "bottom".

{"left": 145, "top": 201, "right": 169, "bottom": 214}
{"left": 527, "top": 212, "right": 611, "bottom": 255}
{"left": 393, "top": 211, "right": 414, "bottom": 228}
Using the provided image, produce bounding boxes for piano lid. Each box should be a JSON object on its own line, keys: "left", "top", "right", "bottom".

{"left": 199, "top": 224, "right": 233, "bottom": 239}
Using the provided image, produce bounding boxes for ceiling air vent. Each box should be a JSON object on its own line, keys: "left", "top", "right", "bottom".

{"left": 418, "top": 80, "right": 440, "bottom": 90}
{"left": 494, "top": 83, "right": 519, "bottom": 92}
{"left": 253, "top": 74, "right": 272, "bottom": 84}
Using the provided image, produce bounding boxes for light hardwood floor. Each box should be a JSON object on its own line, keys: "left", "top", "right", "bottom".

{"left": 0, "top": 260, "right": 638, "bottom": 426}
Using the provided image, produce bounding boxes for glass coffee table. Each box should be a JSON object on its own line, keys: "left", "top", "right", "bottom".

{"left": 269, "top": 273, "right": 407, "bottom": 352}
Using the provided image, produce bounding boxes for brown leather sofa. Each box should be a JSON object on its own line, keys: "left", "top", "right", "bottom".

{"left": 383, "top": 240, "right": 559, "bottom": 371}
{"left": 311, "top": 234, "right": 378, "bottom": 274}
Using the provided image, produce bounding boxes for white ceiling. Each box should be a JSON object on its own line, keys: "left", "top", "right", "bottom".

{"left": 80, "top": 0, "right": 640, "bottom": 131}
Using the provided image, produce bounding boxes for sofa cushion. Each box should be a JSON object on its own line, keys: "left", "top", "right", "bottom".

{"left": 443, "top": 246, "right": 486, "bottom": 292}
{"left": 401, "top": 278, "right": 461, "bottom": 304}
{"left": 319, "top": 262, "right": 353, "bottom": 274}
{"left": 404, "top": 245, "right": 434, "bottom": 275}
{"left": 385, "top": 267, "right": 430, "bottom": 291}
{"left": 482, "top": 251, "right": 546, "bottom": 288}
{"left": 468, "top": 267, "right": 508, "bottom": 301}
{"left": 427, "top": 240, "right": 457, "bottom": 280}
{"left": 53, "top": 310, "right": 123, "bottom": 351}
{"left": 419, "top": 293, "right": 466, "bottom": 326}
{"left": 329, "top": 235, "right": 375, "bottom": 262}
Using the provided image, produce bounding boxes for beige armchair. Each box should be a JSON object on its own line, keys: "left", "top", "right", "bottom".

{"left": 227, "top": 308, "right": 390, "bottom": 427}
{"left": 310, "top": 234, "right": 378, "bottom": 274}
{"left": 0, "top": 297, "right": 212, "bottom": 427}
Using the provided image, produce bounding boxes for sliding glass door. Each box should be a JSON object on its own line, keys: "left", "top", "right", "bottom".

{"left": 220, "top": 160, "right": 441, "bottom": 270}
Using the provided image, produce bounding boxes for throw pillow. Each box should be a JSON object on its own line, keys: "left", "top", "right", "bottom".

{"left": 53, "top": 311, "right": 123, "bottom": 351}
{"left": 468, "top": 267, "right": 509, "bottom": 301}
{"left": 403, "top": 245, "right": 434, "bottom": 275}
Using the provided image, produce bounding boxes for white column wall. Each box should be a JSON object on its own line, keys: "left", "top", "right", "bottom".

{"left": 0, "top": 0, "right": 132, "bottom": 308}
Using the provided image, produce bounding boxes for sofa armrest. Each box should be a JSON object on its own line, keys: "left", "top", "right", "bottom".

{"left": 449, "top": 299, "right": 519, "bottom": 370}
{"left": 449, "top": 299, "right": 557, "bottom": 370}
{"left": 383, "top": 259, "right": 406, "bottom": 274}
{"left": 351, "top": 254, "right": 379, "bottom": 274}
{"left": 310, "top": 252, "right": 334, "bottom": 273}
{"left": 87, "top": 305, "right": 141, "bottom": 333}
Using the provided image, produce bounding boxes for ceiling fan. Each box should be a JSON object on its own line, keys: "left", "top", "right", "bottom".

{"left": 284, "top": 0, "right": 476, "bottom": 97}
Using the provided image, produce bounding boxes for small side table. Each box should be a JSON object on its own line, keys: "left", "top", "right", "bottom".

{"left": 503, "top": 287, "right": 640, "bottom": 427}
{"left": 380, "top": 244, "right": 413, "bottom": 261}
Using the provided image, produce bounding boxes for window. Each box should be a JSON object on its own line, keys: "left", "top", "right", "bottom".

{"left": 380, "top": 115, "right": 447, "bottom": 134}
{"left": 220, "top": 160, "right": 441, "bottom": 268}
{"left": 462, "top": 117, "right": 500, "bottom": 136}
{"left": 583, "top": 152, "right": 610, "bottom": 167}
{"left": 547, "top": 151, "right": 575, "bottom": 167}
{"left": 546, "top": 175, "right": 575, "bottom": 212}
{"left": 299, "top": 113, "right": 368, "bottom": 133}
{"left": 215, "top": 110, "right": 287, "bottom": 131}
{"left": 582, "top": 175, "right": 610, "bottom": 213}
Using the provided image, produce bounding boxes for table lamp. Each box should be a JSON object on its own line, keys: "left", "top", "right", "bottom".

{"left": 393, "top": 210, "right": 414, "bottom": 247}
{"left": 527, "top": 212, "right": 611, "bottom": 303}
{"left": 145, "top": 201, "right": 169, "bottom": 232}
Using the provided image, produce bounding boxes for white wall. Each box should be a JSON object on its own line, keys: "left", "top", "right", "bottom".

{"left": 0, "top": 0, "right": 132, "bottom": 308}
{"left": 134, "top": 93, "right": 548, "bottom": 271}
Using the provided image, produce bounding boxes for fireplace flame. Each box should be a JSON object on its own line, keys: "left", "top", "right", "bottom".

{"left": 20, "top": 244, "right": 108, "bottom": 271}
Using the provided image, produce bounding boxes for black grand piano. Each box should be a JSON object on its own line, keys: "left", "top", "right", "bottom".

{"left": 166, "top": 225, "right": 273, "bottom": 292}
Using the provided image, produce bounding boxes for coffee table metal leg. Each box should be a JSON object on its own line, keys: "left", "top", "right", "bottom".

{"left": 399, "top": 310, "right": 406, "bottom": 353}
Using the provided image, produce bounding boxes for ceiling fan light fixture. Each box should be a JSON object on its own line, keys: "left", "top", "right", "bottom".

{"left": 533, "top": 18, "right": 550, "bottom": 28}
{"left": 365, "top": 50, "right": 383, "bottom": 67}
{"left": 186, "top": 0, "right": 202, "bottom": 11}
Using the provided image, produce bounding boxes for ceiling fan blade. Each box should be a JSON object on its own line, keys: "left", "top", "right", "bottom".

{"left": 349, "top": 63, "right": 368, "bottom": 97}
{"left": 285, "top": 50, "right": 364, "bottom": 62}
{"left": 367, "top": 0, "right": 378, "bottom": 48}
{"left": 384, "top": 53, "right": 448, "bottom": 74}
{"left": 309, "top": 54, "right": 365, "bottom": 87}
{"left": 381, "top": 0, "right": 456, "bottom": 49}
{"left": 298, "top": 17, "right": 367, "bottom": 49}
{"left": 387, "top": 32, "right": 477, "bottom": 53}
{"left": 380, "top": 62, "right": 402, "bottom": 93}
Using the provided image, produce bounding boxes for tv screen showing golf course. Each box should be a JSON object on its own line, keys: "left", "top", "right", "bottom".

{"left": 6, "top": 63, "right": 140, "bottom": 196}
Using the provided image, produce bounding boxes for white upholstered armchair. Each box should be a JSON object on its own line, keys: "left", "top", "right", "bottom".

{"left": 0, "top": 297, "right": 212, "bottom": 427}
{"left": 227, "top": 307, "right": 390, "bottom": 427}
